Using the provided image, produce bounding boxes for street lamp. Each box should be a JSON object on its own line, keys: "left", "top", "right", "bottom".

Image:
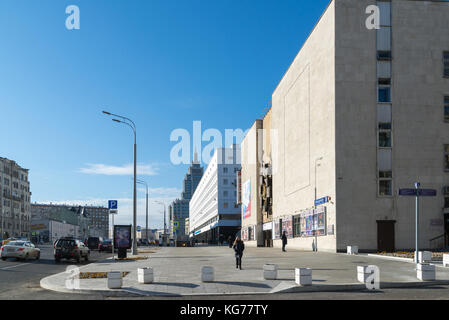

{"left": 154, "top": 200, "right": 167, "bottom": 246}
{"left": 314, "top": 156, "right": 323, "bottom": 252}
{"left": 137, "top": 179, "right": 149, "bottom": 243}
{"left": 103, "top": 110, "right": 138, "bottom": 255}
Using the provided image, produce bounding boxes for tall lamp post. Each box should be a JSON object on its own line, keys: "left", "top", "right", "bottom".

{"left": 314, "top": 157, "right": 323, "bottom": 252}
{"left": 137, "top": 179, "right": 149, "bottom": 243}
{"left": 103, "top": 110, "right": 138, "bottom": 255}
{"left": 155, "top": 200, "right": 167, "bottom": 246}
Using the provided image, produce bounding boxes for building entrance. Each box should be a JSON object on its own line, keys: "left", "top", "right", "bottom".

{"left": 263, "top": 230, "right": 273, "bottom": 247}
{"left": 377, "top": 220, "right": 395, "bottom": 252}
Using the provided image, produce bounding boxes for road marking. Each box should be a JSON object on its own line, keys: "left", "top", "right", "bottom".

{"left": 0, "top": 263, "right": 31, "bottom": 270}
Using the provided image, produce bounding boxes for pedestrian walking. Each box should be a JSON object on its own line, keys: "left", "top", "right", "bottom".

{"left": 233, "top": 237, "right": 245, "bottom": 270}
{"left": 282, "top": 231, "right": 287, "bottom": 252}
{"left": 228, "top": 235, "right": 233, "bottom": 248}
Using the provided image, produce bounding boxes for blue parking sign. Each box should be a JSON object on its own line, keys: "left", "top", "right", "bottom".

{"left": 108, "top": 200, "right": 118, "bottom": 210}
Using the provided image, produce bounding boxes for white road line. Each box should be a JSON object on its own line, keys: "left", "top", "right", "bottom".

{"left": 0, "top": 263, "right": 31, "bottom": 270}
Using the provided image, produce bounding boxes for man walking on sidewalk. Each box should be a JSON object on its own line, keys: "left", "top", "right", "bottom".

{"left": 282, "top": 231, "right": 287, "bottom": 252}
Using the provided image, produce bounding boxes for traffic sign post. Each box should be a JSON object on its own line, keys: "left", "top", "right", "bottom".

{"left": 398, "top": 184, "right": 437, "bottom": 263}
{"left": 108, "top": 200, "right": 118, "bottom": 261}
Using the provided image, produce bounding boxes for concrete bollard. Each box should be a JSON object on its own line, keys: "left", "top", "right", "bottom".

{"left": 295, "top": 268, "right": 312, "bottom": 286}
{"left": 263, "top": 264, "right": 278, "bottom": 280}
{"left": 107, "top": 272, "right": 122, "bottom": 289}
{"left": 417, "top": 263, "right": 435, "bottom": 281}
{"left": 443, "top": 254, "right": 449, "bottom": 267}
{"left": 137, "top": 267, "right": 153, "bottom": 284}
{"left": 201, "top": 266, "right": 214, "bottom": 283}
{"left": 347, "top": 246, "right": 359, "bottom": 255}
{"left": 418, "top": 251, "right": 432, "bottom": 263}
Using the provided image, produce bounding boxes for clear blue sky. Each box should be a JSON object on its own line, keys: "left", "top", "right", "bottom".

{"left": 0, "top": 0, "right": 330, "bottom": 228}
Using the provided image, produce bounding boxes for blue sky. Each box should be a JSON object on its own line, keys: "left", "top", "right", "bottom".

{"left": 0, "top": 0, "right": 329, "bottom": 228}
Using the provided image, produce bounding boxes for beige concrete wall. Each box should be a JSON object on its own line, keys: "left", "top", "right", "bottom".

{"left": 240, "top": 120, "right": 263, "bottom": 247}
{"left": 334, "top": 0, "right": 449, "bottom": 251}
{"left": 271, "top": 1, "right": 337, "bottom": 252}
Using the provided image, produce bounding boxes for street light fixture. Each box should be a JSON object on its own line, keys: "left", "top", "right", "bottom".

{"left": 102, "top": 110, "right": 138, "bottom": 255}
{"left": 137, "top": 179, "right": 149, "bottom": 243}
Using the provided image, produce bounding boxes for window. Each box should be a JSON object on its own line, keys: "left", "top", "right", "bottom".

{"left": 445, "top": 96, "right": 449, "bottom": 122}
{"left": 223, "top": 167, "right": 228, "bottom": 173}
{"left": 377, "top": 51, "right": 392, "bottom": 60}
{"left": 223, "top": 202, "right": 228, "bottom": 209}
{"left": 445, "top": 196, "right": 449, "bottom": 209}
{"left": 379, "top": 131, "right": 392, "bottom": 148}
{"left": 294, "top": 216, "right": 301, "bottom": 238}
{"left": 445, "top": 145, "right": 449, "bottom": 171}
{"left": 223, "top": 179, "right": 228, "bottom": 185}
{"left": 444, "top": 52, "right": 449, "bottom": 77}
{"left": 223, "top": 191, "right": 228, "bottom": 197}
{"left": 378, "top": 79, "right": 391, "bottom": 103}
{"left": 379, "top": 180, "right": 392, "bottom": 196}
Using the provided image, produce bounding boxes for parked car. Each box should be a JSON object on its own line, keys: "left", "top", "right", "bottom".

{"left": 1, "top": 241, "right": 40, "bottom": 261}
{"left": 86, "top": 237, "right": 101, "bottom": 250}
{"left": 1, "top": 238, "right": 18, "bottom": 246}
{"left": 54, "top": 238, "right": 89, "bottom": 263}
{"left": 98, "top": 239, "right": 113, "bottom": 252}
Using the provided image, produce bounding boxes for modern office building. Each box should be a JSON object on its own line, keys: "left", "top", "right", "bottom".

{"left": 0, "top": 157, "right": 31, "bottom": 239}
{"left": 241, "top": 0, "right": 449, "bottom": 252}
{"left": 189, "top": 146, "right": 241, "bottom": 244}
{"left": 168, "top": 152, "right": 203, "bottom": 242}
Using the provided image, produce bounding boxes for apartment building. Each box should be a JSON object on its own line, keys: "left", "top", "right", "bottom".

{"left": 0, "top": 157, "right": 31, "bottom": 239}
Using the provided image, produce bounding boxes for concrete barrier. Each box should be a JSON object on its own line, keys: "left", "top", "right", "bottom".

{"left": 418, "top": 251, "right": 432, "bottom": 263}
{"left": 443, "top": 254, "right": 449, "bottom": 267}
{"left": 295, "top": 268, "right": 312, "bottom": 286}
{"left": 263, "top": 264, "right": 278, "bottom": 280}
{"left": 137, "top": 267, "right": 153, "bottom": 284}
{"left": 201, "top": 266, "right": 214, "bottom": 283}
{"left": 417, "top": 263, "right": 435, "bottom": 281}
{"left": 108, "top": 272, "right": 122, "bottom": 289}
{"left": 347, "top": 246, "right": 358, "bottom": 255}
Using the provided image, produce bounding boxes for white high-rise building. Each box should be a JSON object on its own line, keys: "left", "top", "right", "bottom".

{"left": 189, "top": 146, "right": 241, "bottom": 244}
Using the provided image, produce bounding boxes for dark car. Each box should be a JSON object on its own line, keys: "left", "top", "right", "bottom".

{"left": 98, "top": 240, "right": 113, "bottom": 252}
{"left": 54, "top": 238, "right": 90, "bottom": 263}
{"left": 86, "top": 237, "right": 101, "bottom": 250}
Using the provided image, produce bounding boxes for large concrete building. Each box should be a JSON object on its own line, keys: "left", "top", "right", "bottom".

{"left": 190, "top": 146, "right": 241, "bottom": 244}
{"left": 241, "top": 0, "right": 449, "bottom": 252}
{"left": 168, "top": 152, "right": 204, "bottom": 242}
{"left": 0, "top": 157, "right": 31, "bottom": 239}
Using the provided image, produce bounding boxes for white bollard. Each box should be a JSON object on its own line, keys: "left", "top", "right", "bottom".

{"left": 347, "top": 246, "right": 359, "bottom": 255}
{"left": 137, "top": 267, "right": 153, "bottom": 284}
{"left": 295, "top": 268, "right": 312, "bottom": 286}
{"left": 417, "top": 263, "right": 435, "bottom": 281}
{"left": 108, "top": 272, "right": 122, "bottom": 289}
{"left": 443, "top": 254, "right": 449, "bottom": 268}
{"left": 201, "top": 266, "right": 214, "bottom": 283}
{"left": 418, "top": 251, "right": 432, "bottom": 263}
{"left": 263, "top": 264, "right": 278, "bottom": 280}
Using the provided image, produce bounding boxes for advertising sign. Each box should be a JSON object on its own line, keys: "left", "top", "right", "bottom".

{"left": 282, "top": 216, "right": 294, "bottom": 238}
{"left": 300, "top": 208, "right": 327, "bottom": 237}
{"left": 315, "top": 207, "right": 327, "bottom": 236}
{"left": 114, "top": 225, "right": 132, "bottom": 249}
{"left": 241, "top": 228, "right": 249, "bottom": 241}
{"left": 273, "top": 219, "right": 281, "bottom": 239}
{"left": 242, "top": 180, "right": 251, "bottom": 219}
{"left": 300, "top": 210, "right": 315, "bottom": 237}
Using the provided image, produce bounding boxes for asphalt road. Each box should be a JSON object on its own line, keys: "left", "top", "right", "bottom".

{"left": 0, "top": 245, "right": 109, "bottom": 299}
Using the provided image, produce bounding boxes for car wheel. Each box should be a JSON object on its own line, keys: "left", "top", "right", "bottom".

{"left": 84, "top": 254, "right": 89, "bottom": 262}
{"left": 1, "top": 257, "right": 6, "bottom": 261}
{"left": 25, "top": 253, "right": 29, "bottom": 261}
{"left": 76, "top": 257, "right": 81, "bottom": 263}
{"left": 55, "top": 257, "right": 60, "bottom": 263}
{"left": 36, "top": 252, "right": 40, "bottom": 260}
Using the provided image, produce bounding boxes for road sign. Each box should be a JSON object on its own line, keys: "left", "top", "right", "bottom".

{"left": 315, "top": 196, "right": 331, "bottom": 206}
{"left": 137, "top": 226, "right": 141, "bottom": 232}
{"left": 398, "top": 189, "right": 437, "bottom": 197}
{"left": 108, "top": 200, "right": 118, "bottom": 210}
{"left": 173, "top": 221, "right": 179, "bottom": 230}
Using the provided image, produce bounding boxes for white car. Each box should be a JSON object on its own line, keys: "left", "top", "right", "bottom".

{"left": 1, "top": 241, "right": 40, "bottom": 261}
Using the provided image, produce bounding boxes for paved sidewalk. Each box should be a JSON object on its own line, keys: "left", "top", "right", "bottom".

{"left": 40, "top": 246, "right": 449, "bottom": 297}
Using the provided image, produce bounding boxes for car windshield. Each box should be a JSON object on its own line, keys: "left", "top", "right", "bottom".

{"left": 8, "top": 241, "right": 25, "bottom": 246}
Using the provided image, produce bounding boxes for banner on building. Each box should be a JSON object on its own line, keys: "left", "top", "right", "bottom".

{"left": 236, "top": 170, "right": 242, "bottom": 204}
{"left": 273, "top": 219, "right": 281, "bottom": 239}
{"left": 241, "top": 228, "right": 249, "bottom": 241}
{"left": 300, "top": 207, "right": 327, "bottom": 237}
{"left": 282, "top": 216, "right": 294, "bottom": 238}
{"left": 242, "top": 179, "right": 251, "bottom": 219}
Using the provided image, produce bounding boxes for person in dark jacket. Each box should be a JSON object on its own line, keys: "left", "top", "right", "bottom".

{"left": 228, "top": 235, "right": 233, "bottom": 248}
{"left": 233, "top": 237, "right": 245, "bottom": 270}
{"left": 282, "top": 231, "right": 287, "bottom": 252}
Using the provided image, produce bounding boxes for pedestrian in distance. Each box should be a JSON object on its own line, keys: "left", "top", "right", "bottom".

{"left": 282, "top": 231, "right": 287, "bottom": 252}
{"left": 228, "top": 235, "right": 233, "bottom": 248}
{"left": 233, "top": 237, "right": 245, "bottom": 270}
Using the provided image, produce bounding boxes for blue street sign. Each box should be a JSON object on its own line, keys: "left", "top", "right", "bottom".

{"left": 398, "top": 189, "right": 437, "bottom": 197}
{"left": 137, "top": 226, "right": 141, "bottom": 232}
{"left": 108, "top": 200, "right": 118, "bottom": 210}
{"left": 315, "top": 196, "right": 331, "bottom": 206}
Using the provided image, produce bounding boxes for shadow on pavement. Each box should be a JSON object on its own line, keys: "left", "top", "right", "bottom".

{"left": 214, "top": 281, "right": 271, "bottom": 288}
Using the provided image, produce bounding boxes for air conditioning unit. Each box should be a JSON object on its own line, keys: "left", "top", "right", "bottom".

{"left": 443, "top": 186, "right": 449, "bottom": 195}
